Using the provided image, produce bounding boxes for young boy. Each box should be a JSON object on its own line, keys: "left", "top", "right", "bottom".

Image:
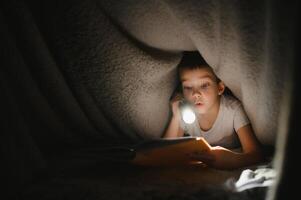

{"left": 163, "top": 51, "right": 264, "bottom": 169}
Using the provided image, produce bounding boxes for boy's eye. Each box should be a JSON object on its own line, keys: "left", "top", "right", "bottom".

{"left": 183, "top": 86, "right": 192, "bottom": 90}
{"left": 200, "top": 83, "right": 210, "bottom": 89}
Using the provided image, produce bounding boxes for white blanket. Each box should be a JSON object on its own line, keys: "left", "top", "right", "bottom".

{"left": 225, "top": 166, "right": 276, "bottom": 192}
{"left": 54, "top": 0, "right": 293, "bottom": 144}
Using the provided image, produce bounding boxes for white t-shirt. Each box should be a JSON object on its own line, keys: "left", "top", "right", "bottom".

{"left": 179, "top": 95, "right": 250, "bottom": 149}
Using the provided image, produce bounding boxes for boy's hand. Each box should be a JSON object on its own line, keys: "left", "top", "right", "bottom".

{"left": 189, "top": 146, "right": 232, "bottom": 169}
{"left": 170, "top": 93, "right": 183, "bottom": 119}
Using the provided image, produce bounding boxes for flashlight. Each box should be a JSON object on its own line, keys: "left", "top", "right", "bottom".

{"left": 179, "top": 100, "right": 196, "bottom": 124}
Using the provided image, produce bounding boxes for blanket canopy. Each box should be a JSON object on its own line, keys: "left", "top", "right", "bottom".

{"left": 0, "top": 0, "right": 298, "bottom": 199}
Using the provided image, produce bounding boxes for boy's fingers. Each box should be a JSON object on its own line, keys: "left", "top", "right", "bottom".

{"left": 172, "top": 96, "right": 182, "bottom": 101}
{"left": 171, "top": 97, "right": 182, "bottom": 105}
{"left": 173, "top": 93, "right": 183, "bottom": 99}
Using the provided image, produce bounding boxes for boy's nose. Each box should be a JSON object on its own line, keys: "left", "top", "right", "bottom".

{"left": 192, "top": 88, "right": 201, "bottom": 97}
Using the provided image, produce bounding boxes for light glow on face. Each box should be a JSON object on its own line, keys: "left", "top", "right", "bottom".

{"left": 182, "top": 107, "right": 196, "bottom": 124}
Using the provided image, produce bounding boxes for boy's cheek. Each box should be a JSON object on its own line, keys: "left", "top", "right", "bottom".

{"left": 183, "top": 94, "right": 193, "bottom": 102}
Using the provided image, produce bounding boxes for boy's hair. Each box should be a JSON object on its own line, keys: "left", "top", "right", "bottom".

{"left": 174, "top": 51, "right": 235, "bottom": 98}
{"left": 177, "top": 51, "right": 220, "bottom": 82}
{"left": 178, "top": 51, "right": 210, "bottom": 70}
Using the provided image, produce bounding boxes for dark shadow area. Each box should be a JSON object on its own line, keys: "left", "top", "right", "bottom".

{"left": 0, "top": 0, "right": 299, "bottom": 200}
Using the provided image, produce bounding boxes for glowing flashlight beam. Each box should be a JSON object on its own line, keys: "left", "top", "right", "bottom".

{"left": 182, "top": 107, "right": 196, "bottom": 124}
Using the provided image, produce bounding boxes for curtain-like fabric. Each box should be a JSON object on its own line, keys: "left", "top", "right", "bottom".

{"left": 0, "top": 0, "right": 297, "bottom": 198}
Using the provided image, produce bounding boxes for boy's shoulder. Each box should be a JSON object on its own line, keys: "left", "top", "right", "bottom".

{"left": 221, "top": 94, "right": 243, "bottom": 111}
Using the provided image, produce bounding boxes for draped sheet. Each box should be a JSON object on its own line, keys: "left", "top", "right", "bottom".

{"left": 0, "top": 0, "right": 297, "bottom": 197}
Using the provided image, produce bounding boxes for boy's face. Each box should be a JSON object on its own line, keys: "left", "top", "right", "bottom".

{"left": 180, "top": 67, "right": 224, "bottom": 114}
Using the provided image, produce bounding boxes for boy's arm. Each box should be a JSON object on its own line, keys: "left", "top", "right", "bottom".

{"left": 237, "top": 124, "right": 263, "bottom": 156}
{"left": 190, "top": 124, "right": 264, "bottom": 169}
{"left": 163, "top": 93, "right": 185, "bottom": 138}
{"left": 163, "top": 114, "right": 184, "bottom": 138}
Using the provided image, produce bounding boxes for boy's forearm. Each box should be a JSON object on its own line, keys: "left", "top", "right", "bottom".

{"left": 163, "top": 115, "right": 182, "bottom": 138}
{"left": 236, "top": 150, "right": 265, "bottom": 167}
{"left": 216, "top": 149, "right": 264, "bottom": 169}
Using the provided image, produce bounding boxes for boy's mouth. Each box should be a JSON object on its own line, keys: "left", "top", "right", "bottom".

{"left": 195, "top": 102, "right": 204, "bottom": 106}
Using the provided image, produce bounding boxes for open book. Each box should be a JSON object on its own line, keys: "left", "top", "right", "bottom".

{"left": 131, "top": 137, "right": 211, "bottom": 166}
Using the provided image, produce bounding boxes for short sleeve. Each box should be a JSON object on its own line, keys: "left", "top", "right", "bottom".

{"left": 233, "top": 105, "right": 250, "bottom": 132}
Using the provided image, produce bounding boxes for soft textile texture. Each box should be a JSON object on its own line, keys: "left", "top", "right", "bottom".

{"left": 225, "top": 165, "right": 276, "bottom": 192}
{"left": 92, "top": 0, "right": 293, "bottom": 145}
{"left": 0, "top": 0, "right": 297, "bottom": 198}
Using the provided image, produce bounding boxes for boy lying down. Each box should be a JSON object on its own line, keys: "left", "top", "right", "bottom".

{"left": 162, "top": 52, "right": 264, "bottom": 170}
